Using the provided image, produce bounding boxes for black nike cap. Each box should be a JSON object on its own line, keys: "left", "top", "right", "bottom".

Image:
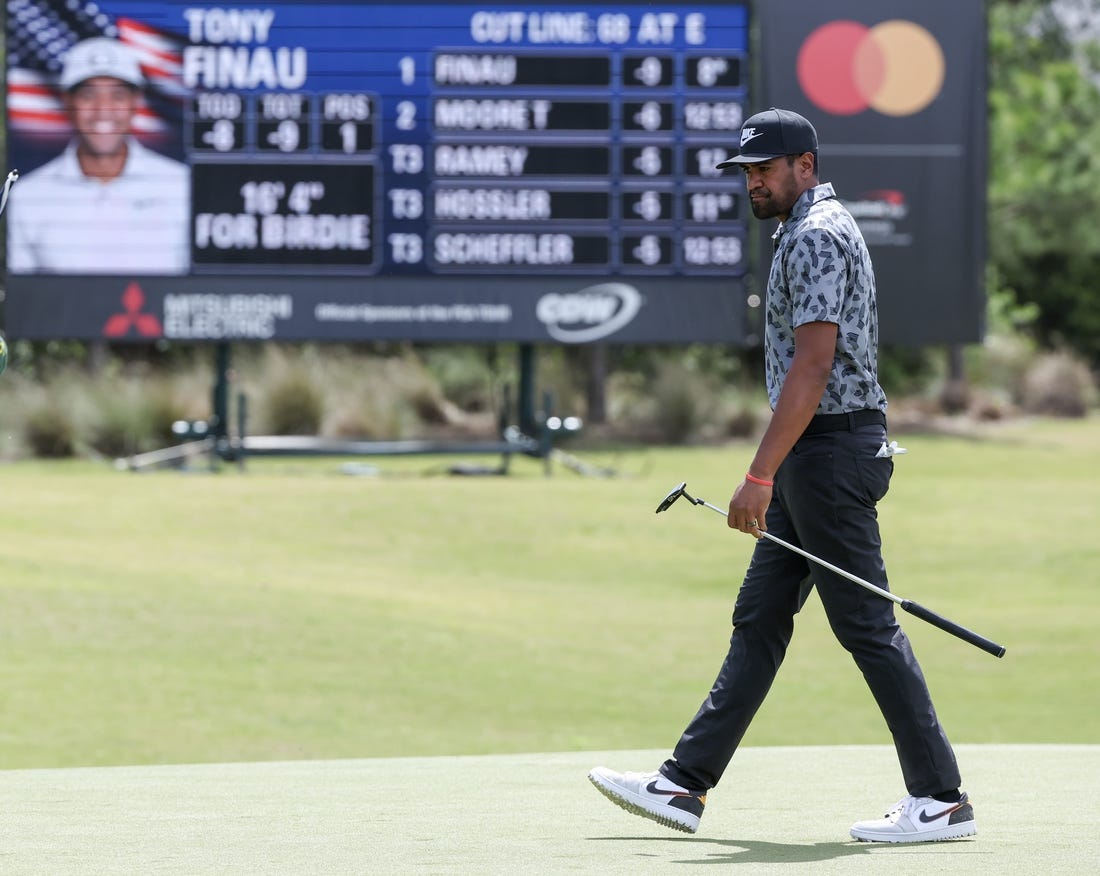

{"left": 716, "top": 108, "right": 819, "bottom": 168}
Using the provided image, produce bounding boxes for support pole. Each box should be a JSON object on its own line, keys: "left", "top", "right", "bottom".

{"left": 211, "top": 342, "right": 231, "bottom": 440}
{"left": 517, "top": 343, "right": 537, "bottom": 435}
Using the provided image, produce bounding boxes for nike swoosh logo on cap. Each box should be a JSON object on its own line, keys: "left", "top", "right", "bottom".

{"left": 740, "top": 128, "right": 765, "bottom": 147}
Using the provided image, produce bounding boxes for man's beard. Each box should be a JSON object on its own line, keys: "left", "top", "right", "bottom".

{"left": 750, "top": 185, "right": 799, "bottom": 220}
{"left": 750, "top": 197, "right": 782, "bottom": 220}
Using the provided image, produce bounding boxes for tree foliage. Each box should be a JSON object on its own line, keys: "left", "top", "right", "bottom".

{"left": 988, "top": 0, "right": 1100, "bottom": 363}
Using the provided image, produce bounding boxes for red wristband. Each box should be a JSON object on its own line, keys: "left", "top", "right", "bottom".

{"left": 745, "top": 472, "right": 774, "bottom": 487}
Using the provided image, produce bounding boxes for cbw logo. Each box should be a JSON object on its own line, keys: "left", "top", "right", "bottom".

{"left": 103, "top": 283, "right": 163, "bottom": 338}
{"left": 535, "top": 283, "right": 642, "bottom": 343}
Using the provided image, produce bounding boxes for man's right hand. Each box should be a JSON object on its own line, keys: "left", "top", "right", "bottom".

{"left": 728, "top": 480, "right": 770, "bottom": 537}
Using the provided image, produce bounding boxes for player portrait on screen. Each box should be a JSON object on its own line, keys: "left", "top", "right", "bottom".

{"left": 8, "top": 36, "right": 190, "bottom": 275}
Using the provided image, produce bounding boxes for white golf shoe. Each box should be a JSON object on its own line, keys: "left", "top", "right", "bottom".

{"left": 588, "top": 767, "right": 706, "bottom": 833}
{"left": 850, "top": 793, "right": 976, "bottom": 843}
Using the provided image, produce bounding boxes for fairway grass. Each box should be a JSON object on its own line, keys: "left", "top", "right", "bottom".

{"left": 1, "top": 745, "right": 1096, "bottom": 874}
{"left": 0, "top": 415, "right": 1097, "bottom": 770}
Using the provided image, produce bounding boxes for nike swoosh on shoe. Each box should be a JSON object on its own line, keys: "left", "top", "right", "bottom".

{"left": 645, "top": 780, "right": 700, "bottom": 798}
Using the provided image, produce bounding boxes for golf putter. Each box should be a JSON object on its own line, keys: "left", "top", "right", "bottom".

{"left": 0, "top": 170, "right": 18, "bottom": 218}
{"left": 656, "top": 482, "right": 1006, "bottom": 659}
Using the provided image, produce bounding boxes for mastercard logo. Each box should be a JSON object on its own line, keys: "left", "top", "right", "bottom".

{"left": 796, "top": 20, "right": 945, "bottom": 117}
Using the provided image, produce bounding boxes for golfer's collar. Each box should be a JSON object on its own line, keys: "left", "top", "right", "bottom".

{"left": 772, "top": 183, "right": 837, "bottom": 249}
{"left": 778, "top": 182, "right": 836, "bottom": 247}
{"left": 788, "top": 183, "right": 837, "bottom": 221}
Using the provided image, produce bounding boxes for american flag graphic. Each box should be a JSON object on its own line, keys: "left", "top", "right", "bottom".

{"left": 6, "top": 0, "right": 187, "bottom": 145}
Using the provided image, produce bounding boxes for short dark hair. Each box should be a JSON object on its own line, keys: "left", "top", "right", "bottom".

{"left": 784, "top": 152, "right": 819, "bottom": 174}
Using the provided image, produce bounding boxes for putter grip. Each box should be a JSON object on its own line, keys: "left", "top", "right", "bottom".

{"left": 901, "top": 600, "right": 1006, "bottom": 658}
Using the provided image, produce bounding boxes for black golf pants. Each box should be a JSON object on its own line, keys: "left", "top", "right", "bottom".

{"left": 661, "top": 424, "right": 962, "bottom": 797}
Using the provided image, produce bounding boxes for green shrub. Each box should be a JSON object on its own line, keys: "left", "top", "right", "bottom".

{"left": 1020, "top": 351, "right": 1097, "bottom": 417}
{"left": 2, "top": 330, "right": 1094, "bottom": 461}
{"left": 262, "top": 371, "right": 325, "bottom": 435}
{"left": 652, "top": 362, "right": 701, "bottom": 443}
{"left": 529, "top": 346, "right": 587, "bottom": 419}
{"left": 146, "top": 389, "right": 196, "bottom": 447}
{"left": 88, "top": 400, "right": 149, "bottom": 457}
{"left": 964, "top": 283, "right": 1040, "bottom": 408}
{"left": 723, "top": 402, "right": 762, "bottom": 439}
{"left": 879, "top": 345, "right": 940, "bottom": 399}
{"left": 602, "top": 351, "right": 754, "bottom": 444}
{"left": 24, "top": 399, "right": 78, "bottom": 458}
{"left": 83, "top": 378, "right": 193, "bottom": 457}
{"left": 421, "top": 345, "right": 496, "bottom": 412}
{"left": 642, "top": 359, "right": 732, "bottom": 444}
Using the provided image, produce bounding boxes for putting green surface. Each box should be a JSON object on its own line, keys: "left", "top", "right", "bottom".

{"left": 2, "top": 744, "right": 1095, "bottom": 874}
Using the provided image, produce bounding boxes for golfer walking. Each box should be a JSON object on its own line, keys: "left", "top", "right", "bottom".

{"left": 590, "top": 108, "right": 976, "bottom": 844}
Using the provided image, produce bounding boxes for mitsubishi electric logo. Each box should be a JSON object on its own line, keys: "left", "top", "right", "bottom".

{"left": 535, "top": 283, "right": 642, "bottom": 343}
{"left": 103, "top": 283, "right": 163, "bottom": 338}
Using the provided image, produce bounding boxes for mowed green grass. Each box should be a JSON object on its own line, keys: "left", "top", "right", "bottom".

{"left": 0, "top": 416, "right": 1097, "bottom": 769}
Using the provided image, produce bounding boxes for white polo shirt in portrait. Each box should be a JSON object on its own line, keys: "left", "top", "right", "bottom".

{"left": 8, "top": 137, "right": 190, "bottom": 275}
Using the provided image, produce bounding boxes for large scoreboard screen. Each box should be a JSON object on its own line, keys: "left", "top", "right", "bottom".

{"left": 4, "top": 1, "right": 750, "bottom": 343}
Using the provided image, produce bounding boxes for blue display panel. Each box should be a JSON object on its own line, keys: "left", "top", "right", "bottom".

{"left": 5, "top": 1, "right": 750, "bottom": 342}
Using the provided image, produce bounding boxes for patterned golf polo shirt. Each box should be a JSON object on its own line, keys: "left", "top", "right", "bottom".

{"left": 764, "top": 182, "right": 888, "bottom": 415}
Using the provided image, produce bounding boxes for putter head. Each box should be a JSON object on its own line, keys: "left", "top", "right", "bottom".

{"left": 656, "top": 482, "right": 688, "bottom": 514}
